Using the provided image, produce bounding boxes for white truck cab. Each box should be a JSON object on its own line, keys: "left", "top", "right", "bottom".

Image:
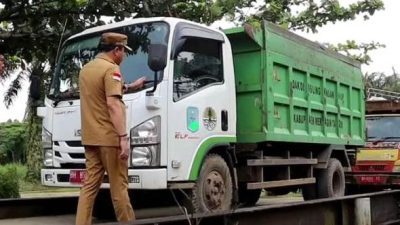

{"left": 38, "top": 17, "right": 236, "bottom": 190}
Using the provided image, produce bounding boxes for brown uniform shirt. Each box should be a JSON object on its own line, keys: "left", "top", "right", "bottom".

{"left": 79, "top": 53, "right": 126, "bottom": 146}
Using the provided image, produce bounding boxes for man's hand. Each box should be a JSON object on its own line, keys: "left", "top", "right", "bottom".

{"left": 119, "top": 137, "right": 129, "bottom": 160}
{"left": 124, "top": 76, "right": 146, "bottom": 92}
{"left": 135, "top": 76, "right": 146, "bottom": 89}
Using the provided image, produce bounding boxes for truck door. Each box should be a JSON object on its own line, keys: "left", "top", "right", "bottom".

{"left": 167, "top": 25, "right": 235, "bottom": 181}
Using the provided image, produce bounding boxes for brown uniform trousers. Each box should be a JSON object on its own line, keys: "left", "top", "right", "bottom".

{"left": 75, "top": 146, "right": 135, "bottom": 225}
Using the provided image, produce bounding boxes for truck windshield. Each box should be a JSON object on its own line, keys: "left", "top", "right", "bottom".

{"left": 48, "top": 22, "right": 169, "bottom": 100}
{"left": 367, "top": 116, "right": 400, "bottom": 142}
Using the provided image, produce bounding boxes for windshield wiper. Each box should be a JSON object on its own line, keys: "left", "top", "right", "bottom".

{"left": 372, "top": 136, "right": 400, "bottom": 144}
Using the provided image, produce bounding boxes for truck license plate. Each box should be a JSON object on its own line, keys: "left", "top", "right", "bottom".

{"left": 70, "top": 170, "right": 86, "bottom": 184}
{"left": 359, "top": 176, "right": 384, "bottom": 184}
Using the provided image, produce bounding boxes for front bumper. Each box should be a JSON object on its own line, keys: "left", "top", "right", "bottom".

{"left": 41, "top": 168, "right": 167, "bottom": 189}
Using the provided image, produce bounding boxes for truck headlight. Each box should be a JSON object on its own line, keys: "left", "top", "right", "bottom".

{"left": 42, "top": 128, "right": 53, "bottom": 167}
{"left": 393, "top": 166, "right": 400, "bottom": 172}
{"left": 42, "top": 128, "right": 52, "bottom": 149}
{"left": 131, "top": 146, "right": 158, "bottom": 166}
{"left": 393, "top": 161, "right": 400, "bottom": 172}
{"left": 130, "top": 116, "right": 160, "bottom": 167}
{"left": 44, "top": 149, "right": 54, "bottom": 167}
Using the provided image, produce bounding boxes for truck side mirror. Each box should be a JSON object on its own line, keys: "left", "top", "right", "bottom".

{"left": 30, "top": 75, "right": 41, "bottom": 100}
{"left": 148, "top": 44, "right": 167, "bottom": 72}
{"left": 147, "top": 44, "right": 167, "bottom": 95}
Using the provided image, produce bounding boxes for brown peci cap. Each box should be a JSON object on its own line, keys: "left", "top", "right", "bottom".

{"left": 99, "top": 32, "right": 132, "bottom": 52}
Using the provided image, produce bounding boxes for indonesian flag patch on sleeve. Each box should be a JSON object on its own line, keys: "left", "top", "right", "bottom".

{"left": 113, "top": 72, "right": 122, "bottom": 81}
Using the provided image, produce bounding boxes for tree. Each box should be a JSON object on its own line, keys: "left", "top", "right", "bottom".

{"left": 0, "top": 121, "right": 27, "bottom": 164}
{"left": 241, "top": 0, "right": 384, "bottom": 32}
{"left": 325, "top": 40, "right": 385, "bottom": 65}
{"left": 364, "top": 68, "right": 400, "bottom": 92}
{"left": 0, "top": 0, "right": 385, "bottom": 179}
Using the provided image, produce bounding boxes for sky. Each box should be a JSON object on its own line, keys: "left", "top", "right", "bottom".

{"left": 0, "top": 0, "right": 398, "bottom": 122}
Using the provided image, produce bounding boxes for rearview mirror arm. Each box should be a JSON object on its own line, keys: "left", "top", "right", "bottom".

{"left": 146, "top": 71, "right": 158, "bottom": 96}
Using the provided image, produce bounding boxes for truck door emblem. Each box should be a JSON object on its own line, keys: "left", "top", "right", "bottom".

{"left": 203, "top": 107, "right": 217, "bottom": 131}
{"left": 187, "top": 107, "right": 199, "bottom": 133}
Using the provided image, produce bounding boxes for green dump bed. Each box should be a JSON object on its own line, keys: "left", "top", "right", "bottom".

{"left": 224, "top": 22, "right": 365, "bottom": 146}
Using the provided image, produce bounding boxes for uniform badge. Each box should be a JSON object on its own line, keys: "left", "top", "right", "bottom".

{"left": 113, "top": 72, "right": 122, "bottom": 81}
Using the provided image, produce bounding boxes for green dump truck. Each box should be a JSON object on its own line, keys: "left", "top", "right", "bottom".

{"left": 33, "top": 17, "right": 365, "bottom": 213}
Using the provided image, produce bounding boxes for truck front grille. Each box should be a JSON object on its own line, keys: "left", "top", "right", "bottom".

{"left": 65, "top": 141, "right": 82, "bottom": 147}
{"left": 69, "top": 153, "right": 85, "bottom": 159}
{"left": 356, "top": 165, "right": 387, "bottom": 171}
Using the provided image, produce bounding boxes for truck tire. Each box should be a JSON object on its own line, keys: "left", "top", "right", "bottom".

{"left": 317, "top": 158, "right": 345, "bottom": 198}
{"left": 238, "top": 183, "right": 261, "bottom": 206}
{"left": 192, "top": 154, "right": 233, "bottom": 212}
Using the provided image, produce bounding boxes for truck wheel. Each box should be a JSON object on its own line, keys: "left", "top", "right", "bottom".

{"left": 318, "top": 158, "right": 345, "bottom": 198}
{"left": 192, "top": 154, "right": 233, "bottom": 212}
{"left": 238, "top": 183, "right": 261, "bottom": 206}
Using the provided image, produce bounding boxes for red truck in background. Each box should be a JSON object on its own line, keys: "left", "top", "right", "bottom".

{"left": 347, "top": 88, "right": 400, "bottom": 193}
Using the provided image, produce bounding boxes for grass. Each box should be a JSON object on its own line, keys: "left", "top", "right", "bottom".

{"left": 20, "top": 180, "right": 79, "bottom": 193}
{"left": 260, "top": 190, "right": 302, "bottom": 198}
{"left": 2, "top": 163, "right": 79, "bottom": 195}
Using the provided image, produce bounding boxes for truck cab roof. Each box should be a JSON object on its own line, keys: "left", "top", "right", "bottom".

{"left": 67, "top": 17, "right": 227, "bottom": 42}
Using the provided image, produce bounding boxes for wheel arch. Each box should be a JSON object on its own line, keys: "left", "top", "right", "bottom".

{"left": 188, "top": 136, "right": 236, "bottom": 181}
{"left": 315, "top": 145, "right": 351, "bottom": 170}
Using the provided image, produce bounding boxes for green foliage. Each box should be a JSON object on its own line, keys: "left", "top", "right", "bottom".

{"left": 325, "top": 40, "right": 386, "bottom": 65}
{"left": 241, "top": 0, "right": 384, "bottom": 33}
{"left": 0, "top": 164, "right": 25, "bottom": 198}
{"left": 0, "top": 121, "right": 28, "bottom": 164}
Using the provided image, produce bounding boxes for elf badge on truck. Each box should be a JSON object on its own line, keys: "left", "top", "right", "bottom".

{"left": 31, "top": 17, "right": 365, "bottom": 212}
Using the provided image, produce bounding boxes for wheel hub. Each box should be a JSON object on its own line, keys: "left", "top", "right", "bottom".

{"left": 203, "top": 170, "right": 226, "bottom": 210}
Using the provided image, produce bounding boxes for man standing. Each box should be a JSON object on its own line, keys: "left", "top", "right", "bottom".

{"left": 76, "top": 32, "right": 145, "bottom": 225}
